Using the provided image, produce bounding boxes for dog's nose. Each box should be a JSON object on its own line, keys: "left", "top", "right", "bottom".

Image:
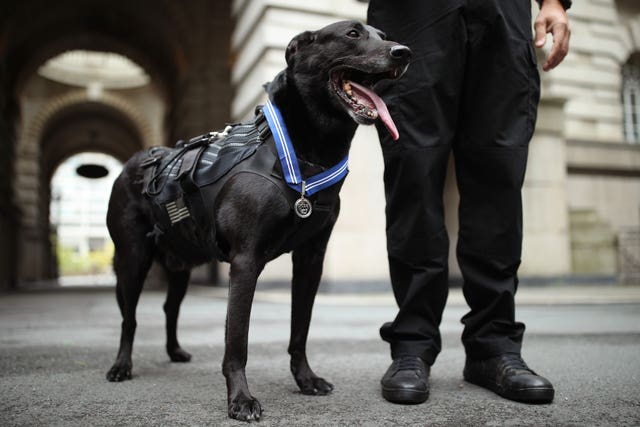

{"left": 390, "top": 45, "right": 412, "bottom": 62}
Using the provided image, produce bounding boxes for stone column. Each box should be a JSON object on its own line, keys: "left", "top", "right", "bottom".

{"left": 521, "top": 98, "right": 572, "bottom": 277}
{"left": 171, "top": 0, "right": 232, "bottom": 141}
{"left": 169, "top": 0, "right": 233, "bottom": 284}
{"left": 0, "top": 64, "right": 19, "bottom": 290}
{"left": 0, "top": 125, "right": 18, "bottom": 290}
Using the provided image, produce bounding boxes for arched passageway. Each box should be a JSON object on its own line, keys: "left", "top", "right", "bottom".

{"left": 50, "top": 152, "right": 123, "bottom": 285}
{"left": 1, "top": 0, "right": 233, "bottom": 288}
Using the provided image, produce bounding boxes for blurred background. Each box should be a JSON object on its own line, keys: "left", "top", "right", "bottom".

{"left": 0, "top": 0, "right": 638, "bottom": 291}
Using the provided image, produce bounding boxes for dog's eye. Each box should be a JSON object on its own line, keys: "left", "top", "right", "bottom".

{"left": 346, "top": 29, "right": 360, "bottom": 39}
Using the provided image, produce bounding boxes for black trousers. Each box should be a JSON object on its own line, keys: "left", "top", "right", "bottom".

{"left": 368, "top": 0, "right": 540, "bottom": 364}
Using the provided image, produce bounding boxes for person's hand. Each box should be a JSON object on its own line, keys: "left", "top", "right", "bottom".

{"left": 534, "top": 0, "right": 571, "bottom": 71}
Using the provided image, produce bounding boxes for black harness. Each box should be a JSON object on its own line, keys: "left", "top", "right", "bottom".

{"left": 140, "top": 108, "right": 342, "bottom": 266}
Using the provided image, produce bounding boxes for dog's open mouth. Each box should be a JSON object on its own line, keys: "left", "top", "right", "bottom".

{"left": 331, "top": 67, "right": 404, "bottom": 140}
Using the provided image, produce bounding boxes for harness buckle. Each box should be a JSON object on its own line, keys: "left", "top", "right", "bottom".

{"left": 140, "top": 156, "right": 161, "bottom": 168}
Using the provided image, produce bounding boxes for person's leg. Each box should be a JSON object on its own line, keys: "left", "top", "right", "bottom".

{"left": 455, "top": 0, "right": 536, "bottom": 363}
{"left": 368, "top": 0, "right": 466, "bottom": 403}
{"left": 454, "top": 0, "right": 553, "bottom": 403}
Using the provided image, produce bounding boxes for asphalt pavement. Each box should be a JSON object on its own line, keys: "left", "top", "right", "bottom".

{"left": 1, "top": 283, "right": 639, "bottom": 426}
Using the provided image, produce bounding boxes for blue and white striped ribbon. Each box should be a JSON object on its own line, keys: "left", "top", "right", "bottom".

{"left": 263, "top": 99, "right": 349, "bottom": 197}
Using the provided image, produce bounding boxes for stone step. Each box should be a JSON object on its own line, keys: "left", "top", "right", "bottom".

{"left": 569, "top": 209, "right": 617, "bottom": 275}
{"left": 569, "top": 209, "right": 602, "bottom": 226}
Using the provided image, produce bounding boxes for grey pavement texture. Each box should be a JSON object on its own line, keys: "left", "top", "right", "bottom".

{"left": 1, "top": 284, "right": 640, "bottom": 426}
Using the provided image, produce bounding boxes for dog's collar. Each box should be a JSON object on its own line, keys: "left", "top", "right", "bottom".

{"left": 263, "top": 99, "right": 349, "bottom": 198}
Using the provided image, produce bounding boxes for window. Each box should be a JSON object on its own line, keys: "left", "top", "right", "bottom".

{"left": 622, "top": 54, "right": 640, "bottom": 144}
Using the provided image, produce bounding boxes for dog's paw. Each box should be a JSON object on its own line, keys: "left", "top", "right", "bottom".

{"left": 106, "top": 362, "right": 132, "bottom": 382}
{"left": 297, "top": 376, "right": 334, "bottom": 396}
{"left": 228, "top": 394, "right": 262, "bottom": 422}
{"left": 167, "top": 346, "right": 192, "bottom": 362}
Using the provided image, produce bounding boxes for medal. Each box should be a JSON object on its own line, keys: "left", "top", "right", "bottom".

{"left": 263, "top": 100, "right": 349, "bottom": 220}
{"left": 294, "top": 198, "right": 312, "bottom": 218}
{"left": 294, "top": 181, "right": 312, "bottom": 218}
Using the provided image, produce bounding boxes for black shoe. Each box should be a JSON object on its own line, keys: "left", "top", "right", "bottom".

{"left": 381, "top": 356, "right": 430, "bottom": 404}
{"left": 464, "top": 353, "right": 554, "bottom": 403}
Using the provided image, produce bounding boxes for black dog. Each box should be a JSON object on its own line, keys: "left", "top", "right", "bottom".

{"left": 105, "top": 20, "right": 411, "bottom": 421}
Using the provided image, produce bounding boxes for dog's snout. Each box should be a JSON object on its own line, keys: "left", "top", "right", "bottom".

{"left": 390, "top": 45, "right": 412, "bottom": 62}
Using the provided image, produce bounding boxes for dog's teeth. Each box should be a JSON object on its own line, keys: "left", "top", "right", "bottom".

{"left": 344, "top": 81, "right": 354, "bottom": 98}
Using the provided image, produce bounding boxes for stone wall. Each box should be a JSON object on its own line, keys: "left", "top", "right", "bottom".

{"left": 554, "top": 0, "right": 640, "bottom": 275}
{"left": 539, "top": 0, "right": 636, "bottom": 143}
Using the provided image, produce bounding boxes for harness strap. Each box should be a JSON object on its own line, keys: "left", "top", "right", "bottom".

{"left": 178, "top": 146, "right": 207, "bottom": 193}
{"left": 142, "top": 127, "right": 233, "bottom": 197}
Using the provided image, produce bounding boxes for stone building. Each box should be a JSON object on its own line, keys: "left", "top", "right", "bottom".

{"left": 0, "top": 0, "right": 638, "bottom": 290}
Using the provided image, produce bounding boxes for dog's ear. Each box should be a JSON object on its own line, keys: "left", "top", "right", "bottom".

{"left": 285, "top": 31, "right": 316, "bottom": 66}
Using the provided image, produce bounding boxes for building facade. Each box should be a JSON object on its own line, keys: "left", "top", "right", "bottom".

{"left": 0, "top": 0, "right": 638, "bottom": 289}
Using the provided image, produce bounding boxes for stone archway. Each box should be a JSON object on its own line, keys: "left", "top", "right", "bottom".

{"left": 1, "top": 0, "right": 233, "bottom": 288}
{"left": 15, "top": 93, "right": 148, "bottom": 282}
{"left": 26, "top": 91, "right": 155, "bottom": 152}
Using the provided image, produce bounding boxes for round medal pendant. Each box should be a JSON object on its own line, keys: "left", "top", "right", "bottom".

{"left": 294, "top": 197, "right": 313, "bottom": 218}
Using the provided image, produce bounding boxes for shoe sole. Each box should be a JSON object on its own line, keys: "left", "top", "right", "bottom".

{"left": 382, "top": 387, "right": 429, "bottom": 404}
{"left": 464, "top": 374, "right": 554, "bottom": 404}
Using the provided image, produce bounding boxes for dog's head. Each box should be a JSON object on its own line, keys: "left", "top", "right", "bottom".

{"left": 284, "top": 20, "right": 412, "bottom": 140}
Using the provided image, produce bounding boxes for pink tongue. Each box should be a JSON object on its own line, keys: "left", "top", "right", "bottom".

{"left": 349, "top": 81, "right": 399, "bottom": 141}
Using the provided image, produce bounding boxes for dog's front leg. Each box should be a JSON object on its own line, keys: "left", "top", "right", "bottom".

{"left": 289, "top": 222, "right": 336, "bottom": 395}
{"left": 223, "top": 253, "right": 263, "bottom": 422}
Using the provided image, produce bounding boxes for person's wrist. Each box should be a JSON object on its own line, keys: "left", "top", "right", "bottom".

{"left": 536, "top": 0, "right": 572, "bottom": 10}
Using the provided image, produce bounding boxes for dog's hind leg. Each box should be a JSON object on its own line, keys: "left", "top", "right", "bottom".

{"left": 106, "top": 231, "right": 153, "bottom": 382}
{"left": 289, "top": 222, "right": 336, "bottom": 395}
{"left": 163, "top": 269, "right": 192, "bottom": 362}
{"left": 223, "top": 253, "right": 264, "bottom": 421}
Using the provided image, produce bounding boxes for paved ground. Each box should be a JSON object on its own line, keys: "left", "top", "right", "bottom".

{"left": 1, "top": 284, "right": 640, "bottom": 426}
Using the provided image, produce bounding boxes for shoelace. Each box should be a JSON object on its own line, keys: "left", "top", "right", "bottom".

{"left": 395, "top": 356, "right": 425, "bottom": 372}
{"left": 501, "top": 353, "right": 534, "bottom": 375}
